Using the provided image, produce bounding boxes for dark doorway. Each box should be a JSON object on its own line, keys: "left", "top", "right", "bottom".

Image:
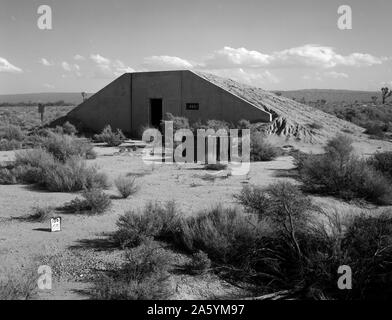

{"left": 150, "top": 98, "right": 163, "bottom": 128}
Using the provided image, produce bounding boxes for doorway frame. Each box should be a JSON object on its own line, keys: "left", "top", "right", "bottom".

{"left": 149, "top": 98, "right": 163, "bottom": 129}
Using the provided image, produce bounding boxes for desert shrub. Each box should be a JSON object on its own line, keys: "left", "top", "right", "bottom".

{"left": 0, "top": 124, "right": 25, "bottom": 141}
{"left": 192, "top": 119, "right": 232, "bottom": 132}
{"left": 84, "top": 146, "right": 97, "bottom": 160}
{"left": 112, "top": 201, "right": 181, "bottom": 249}
{"left": 250, "top": 132, "right": 279, "bottom": 161}
{"left": 204, "top": 163, "right": 227, "bottom": 171}
{"left": 232, "top": 183, "right": 392, "bottom": 298}
{"left": 22, "top": 206, "right": 54, "bottom": 222}
{"left": 235, "top": 185, "right": 271, "bottom": 215}
{"left": 109, "top": 183, "right": 391, "bottom": 299}
{"left": 62, "top": 121, "right": 78, "bottom": 135}
{"left": 6, "top": 149, "right": 107, "bottom": 192}
{"left": 42, "top": 132, "right": 96, "bottom": 161}
{"left": 93, "top": 125, "right": 126, "bottom": 146}
{"left": 368, "top": 151, "right": 392, "bottom": 179}
{"left": 9, "top": 149, "right": 56, "bottom": 184}
{"left": 236, "top": 182, "right": 315, "bottom": 258}
{"left": 205, "top": 120, "right": 231, "bottom": 132}
{"left": 63, "top": 188, "right": 111, "bottom": 214}
{"left": 339, "top": 213, "right": 392, "bottom": 299}
{"left": 13, "top": 165, "right": 44, "bottom": 184}
{"left": 324, "top": 134, "right": 353, "bottom": 162}
{"left": 92, "top": 241, "right": 171, "bottom": 300}
{"left": 0, "top": 139, "right": 23, "bottom": 151}
{"left": 0, "top": 168, "right": 17, "bottom": 184}
{"left": 363, "top": 122, "right": 386, "bottom": 138}
{"left": 164, "top": 113, "right": 190, "bottom": 131}
{"left": 114, "top": 204, "right": 265, "bottom": 269}
{"left": 172, "top": 206, "right": 267, "bottom": 265}
{"left": 297, "top": 135, "right": 392, "bottom": 204}
{"left": 42, "top": 158, "right": 109, "bottom": 192}
{"left": 237, "top": 119, "right": 251, "bottom": 129}
{"left": 0, "top": 267, "right": 37, "bottom": 300}
{"left": 15, "top": 148, "right": 55, "bottom": 168}
{"left": 184, "top": 251, "right": 211, "bottom": 275}
{"left": 114, "top": 176, "right": 138, "bottom": 199}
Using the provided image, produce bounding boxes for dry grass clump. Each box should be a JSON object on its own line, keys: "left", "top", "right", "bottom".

{"left": 0, "top": 266, "right": 37, "bottom": 300}
{"left": 165, "top": 112, "right": 190, "bottom": 130}
{"left": 41, "top": 132, "right": 96, "bottom": 161}
{"left": 114, "top": 176, "right": 138, "bottom": 199}
{"left": 368, "top": 151, "right": 392, "bottom": 180}
{"left": 0, "top": 139, "right": 23, "bottom": 151}
{"left": 295, "top": 134, "right": 392, "bottom": 205}
{"left": 0, "top": 124, "right": 25, "bottom": 151}
{"left": 0, "top": 149, "right": 108, "bottom": 192}
{"left": 0, "top": 124, "right": 25, "bottom": 141}
{"left": 184, "top": 251, "right": 211, "bottom": 275}
{"left": 234, "top": 182, "right": 392, "bottom": 299}
{"left": 173, "top": 206, "right": 266, "bottom": 265}
{"left": 109, "top": 181, "right": 392, "bottom": 299}
{"left": 112, "top": 201, "right": 180, "bottom": 249}
{"left": 63, "top": 188, "right": 112, "bottom": 214}
{"left": 42, "top": 156, "right": 108, "bottom": 192}
{"left": 21, "top": 206, "right": 54, "bottom": 222}
{"left": 250, "top": 132, "right": 280, "bottom": 161}
{"left": 93, "top": 125, "right": 126, "bottom": 147}
{"left": 92, "top": 240, "right": 172, "bottom": 300}
{"left": 61, "top": 121, "right": 78, "bottom": 135}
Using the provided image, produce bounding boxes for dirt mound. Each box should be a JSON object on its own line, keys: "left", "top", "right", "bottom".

{"left": 194, "top": 71, "right": 363, "bottom": 143}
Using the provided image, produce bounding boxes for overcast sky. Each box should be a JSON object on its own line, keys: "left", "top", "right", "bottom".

{"left": 1, "top": 0, "right": 391, "bottom": 94}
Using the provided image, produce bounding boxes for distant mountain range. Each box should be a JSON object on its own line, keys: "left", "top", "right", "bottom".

{"left": 274, "top": 89, "right": 380, "bottom": 104}
{"left": 0, "top": 92, "right": 93, "bottom": 105}
{"left": 0, "top": 89, "right": 381, "bottom": 106}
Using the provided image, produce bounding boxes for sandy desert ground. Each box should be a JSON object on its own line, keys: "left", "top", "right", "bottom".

{"left": 1, "top": 133, "right": 391, "bottom": 300}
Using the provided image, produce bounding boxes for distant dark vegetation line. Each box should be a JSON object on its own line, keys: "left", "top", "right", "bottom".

{"left": 0, "top": 100, "right": 76, "bottom": 107}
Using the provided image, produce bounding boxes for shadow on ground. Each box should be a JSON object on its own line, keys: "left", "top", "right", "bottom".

{"left": 68, "top": 233, "right": 118, "bottom": 251}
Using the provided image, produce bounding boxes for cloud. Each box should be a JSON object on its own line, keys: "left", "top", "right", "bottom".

{"left": 205, "top": 68, "right": 279, "bottom": 86}
{"left": 324, "top": 71, "right": 349, "bottom": 79}
{"left": 43, "top": 83, "right": 55, "bottom": 89}
{"left": 138, "top": 44, "right": 382, "bottom": 87}
{"left": 202, "top": 45, "right": 383, "bottom": 69}
{"left": 90, "top": 54, "right": 111, "bottom": 65}
{"left": 61, "top": 61, "right": 72, "bottom": 71}
{"left": 39, "top": 58, "right": 54, "bottom": 67}
{"left": 61, "top": 61, "right": 82, "bottom": 77}
{"left": 0, "top": 57, "right": 22, "bottom": 73}
{"left": 204, "top": 47, "right": 271, "bottom": 68}
{"left": 73, "top": 54, "right": 85, "bottom": 61}
{"left": 142, "top": 55, "right": 194, "bottom": 70}
{"left": 89, "top": 54, "right": 134, "bottom": 78}
{"left": 273, "top": 45, "right": 382, "bottom": 68}
{"left": 113, "top": 60, "right": 135, "bottom": 76}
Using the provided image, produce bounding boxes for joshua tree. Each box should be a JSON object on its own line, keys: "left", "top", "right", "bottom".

{"left": 38, "top": 103, "right": 45, "bottom": 123}
{"left": 381, "top": 87, "right": 392, "bottom": 104}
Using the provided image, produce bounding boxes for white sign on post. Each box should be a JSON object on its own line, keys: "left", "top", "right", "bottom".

{"left": 50, "top": 217, "right": 61, "bottom": 232}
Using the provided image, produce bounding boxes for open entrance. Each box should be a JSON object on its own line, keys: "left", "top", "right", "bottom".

{"left": 150, "top": 98, "right": 163, "bottom": 129}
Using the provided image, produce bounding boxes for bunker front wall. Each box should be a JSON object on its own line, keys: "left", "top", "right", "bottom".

{"left": 67, "top": 70, "right": 271, "bottom": 137}
{"left": 67, "top": 73, "right": 132, "bottom": 134}
{"left": 131, "top": 70, "right": 271, "bottom": 137}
